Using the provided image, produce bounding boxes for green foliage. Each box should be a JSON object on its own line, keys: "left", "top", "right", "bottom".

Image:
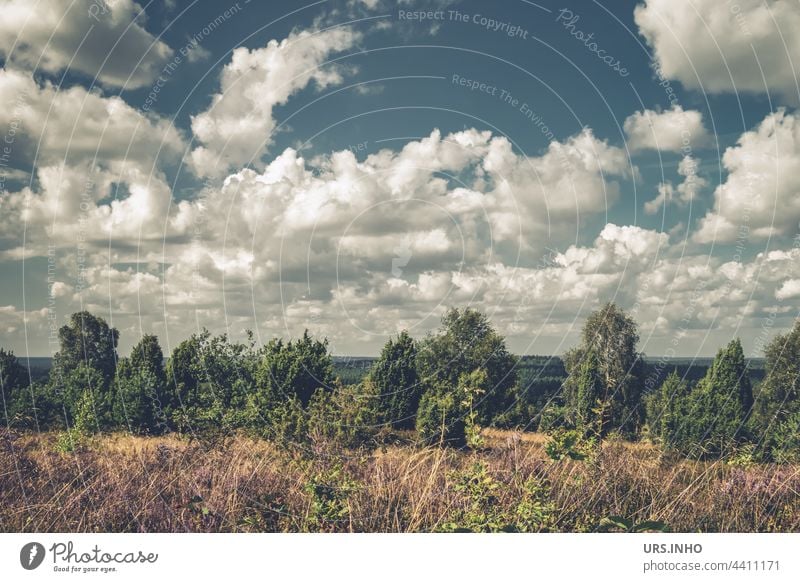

{"left": 367, "top": 331, "right": 421, "bottom": 429}
{"left": 417, "top": 308, "right": 517, "bottom": 426}
{"left": 441, "top": 461, "right": 554, "bottom": 532}
{"left": 53, "top": 312, "right": 119, "bottom": 389}
{"left": 0, "top": 348, "right": 27, "bottom": 406}
{"left": 644, "top": 371, "right": 689, "bottom": 445}
{"left": 564, "top": 303, "right": 644, "bottom": 437}
{"left": 675, "top": 339, "right": 753, "bottom": 458}
{"left": 0, "top": 349, "right": 35, "bottom": 426}
{"left": 255, "top": 331, "right": 335, "bottom": 409}
{"left": 55, "top": 428, "right": 85, "bottom": 453}
{"left": 768, "top": 410, "right": 800, "bottom": 464}
{"left": 544, "top": 428, "right": 596, "bottom": 461}
{"left": 416, "top": 380, "right": 466, "bottom": 447}
{"left": 74, "top": 387, "right": 104, "bottom": 435}
{"left": 573, "top": 349, "right": 604, "bottom": 436}
{"left": 307, "top": 381, "right": 380, "bottom": 449}
{"left": 304, "top": 464, "right": 359, "bottom": 532}
{"left": 166, "top": 330, "right": 259, "bottom": 436}
{"left": 113, "top": 335, "right": 169, "bottom": 434}
{"left": 260, "top": 395, "right": 308, "bottom": 447}
{"left": 459, "top": 368, "right": 489, "bottom": 448}
{"left": 57, "top": 364, "right": 110, "bottom": 430}
{"left": 751, "top": 320, "right": 800, "bottom": 461}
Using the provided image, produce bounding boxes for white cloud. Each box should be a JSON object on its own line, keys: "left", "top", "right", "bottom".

{"left": 776, "top": 278, "right": 800, "bottom": 300}
{"left": 0, "top": 69, "right": 185, "bottom": 168}
{"left": 0, "top": 68, "right": 189, "bottom": 258}
{"left": 645, "top": 155, "right": 707, "bottom": 214}
{"left": 623, "top": 105, "right": 711, "bottom": 152}
{"left": 694, "top": 109, "right": 800, "bottom": 243}
{"left": 635, "top": 0, "right": 800, "bottom": 102}
{"left": 0, "top": 0, "right": 172, "bottom": 89}
{"left": 189, "top": 27, "right": 362, "bottom": 178}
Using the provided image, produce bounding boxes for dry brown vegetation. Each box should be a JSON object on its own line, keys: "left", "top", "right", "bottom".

{"left": 1, "top": 428, "right": 798, "bottom": 532}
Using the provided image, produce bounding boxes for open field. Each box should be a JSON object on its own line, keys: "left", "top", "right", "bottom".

{"left": 1, "top": 429, "right": 797, "bottom": 533}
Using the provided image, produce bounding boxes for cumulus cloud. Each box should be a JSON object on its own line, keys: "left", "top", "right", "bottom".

{"left": 694, "top": 109, "right": 800, "bottom": 243}
{"left": 644, "top": 155, "right": 707, "bottom": 214}
{"left": 635, "top": 0, "right": 800, "bottom": 102}
{"left": 0, "top": 0, "right": 172, "bottom": 89}
{"left": 0, "top": 69, "right": 185, "bottom": 168}
{"left": 189, "top": 27, "right": 362, "bottom": 178}
{"left": 0, "top": 68, "right": 189, "bottom": 258}
{"left": 1, "top": 123, "right": 635, "bottom": 352}
{"left": 623, "top": 105, "right": 711, "bottom": 152}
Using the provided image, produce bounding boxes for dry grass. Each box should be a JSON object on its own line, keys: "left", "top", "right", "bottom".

{"left": 1, "top": 428, "right": 798, "bottom": 532}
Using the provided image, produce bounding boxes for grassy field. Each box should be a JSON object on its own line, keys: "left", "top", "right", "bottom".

{"left": 1, "top": 428, "right": 797, "bottom": 533}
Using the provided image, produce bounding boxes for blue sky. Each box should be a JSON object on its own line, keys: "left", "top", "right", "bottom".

{"left": 1, "top": 0, "right": 799, "bottom": 357}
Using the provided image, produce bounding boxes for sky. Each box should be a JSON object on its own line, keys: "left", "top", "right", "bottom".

{"left": 0, "top": 0, "right": 799, "bottom": 358}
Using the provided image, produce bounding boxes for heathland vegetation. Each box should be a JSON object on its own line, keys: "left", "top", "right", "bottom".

{"left": 1, "top": 304, "right": 799, "bottom": 532}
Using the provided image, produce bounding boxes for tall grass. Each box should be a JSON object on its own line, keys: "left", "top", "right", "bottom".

{"left": 0, "top": 428, "right": 797, "bottom": 532}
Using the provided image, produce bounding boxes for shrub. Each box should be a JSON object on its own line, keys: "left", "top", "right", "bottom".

{"left": 367, "top": 331, "right": 421, "bottom": 429}
{"left": 417, "top": 308, "right": 517, "bottom": 426}
{"left": 544, "top": 428, "right": 596, "bottom": 461}
{"left": 416, "top": 381, "right": 466, "bottom": 447}
{"left": 307, "top": 381, "right": 379, "bottom": 449}
{"left": 304, "top": 464, "right": 359, "bottom": 532}
{"left": 441, "top": 461, "right": 554, "bottom": 532}
{"left": 675, "top": 339, "right": 753, "bottom": 458}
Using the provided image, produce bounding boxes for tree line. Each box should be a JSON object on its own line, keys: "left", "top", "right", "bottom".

{"left": 0, "top": 304, "right": 798, "bottom": 461}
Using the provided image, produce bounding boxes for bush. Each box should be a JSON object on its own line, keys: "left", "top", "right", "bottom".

{"left": 367, "top": 331, "right": 421, "bottom": 429}
{"left": 417, "top": 308, "right": 517, "bottom": 426}
{"left": 441, "top": 461, "right": 554, "bottom": 532}
{"left": 544, "top": 428, "right": 596, "bottom": 461}
{"left": 307, "top": 381, "right": 380, "bottom": 449}
{"left": 673, "top": 339, "right": 753, "bottom": 458}
{"left": 416, "top": 381, "right": 466, "bottom": 447}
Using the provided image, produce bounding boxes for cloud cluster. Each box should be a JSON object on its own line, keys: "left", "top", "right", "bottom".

{"left": 635, "top": 0, "right": 800, "bottom": 102}
{"left": 190, "top": 27, "right": 363, "bottom": 178}
{"left": 0, "top": 0, "right": 172, "bottom": 89}
{"left": 623, "top": 105, "right": 710, "bottom": 152}
{"left": 695, "top": 109, "right": 800, "bottom": 243}
{"left": 644, "top": 155, "right": 707, "bottom": 214}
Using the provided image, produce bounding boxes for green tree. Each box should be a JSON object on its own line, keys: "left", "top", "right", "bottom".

{"left": 751, "top": 319, "right": 800, "bottom": 460}
{"left": 644, "top": 371, "right": 689, "bottom": 445}
{"left": 255, "top": 331, "right": 334, "bottom": 409}
{"left": 52, "top": 312, "right": 119, "bottom": 388}
{"left": 166, "top": 330, "right": 259, "bottom": 434}
{"left": 679, "top": 338, "right": 753, "bottom": 458}
{"left": 0, "top": 349, "right": 28, "bottom": 419}
{"left": 307, "top": 380, "right": 380, "bottom": 448}
{"left": 417, "top": 308, "right": 517, "bottom": 426}
{"left": 60, "top": 364, "right": 110, "bottom": 430}
{"left": 573, "top": 349, "right": 603, "bottom": 436}
{"left": 113, "top": 335, "right": 169, "bottom": 433}
{"left": 564, "top": 303, "right": 644, "bottom": 436}
{"left": 367, "top": 331, "right": 421, "bottom": 429}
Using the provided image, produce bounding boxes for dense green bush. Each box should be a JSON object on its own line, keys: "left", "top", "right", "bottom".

{"left": 367, "top": 331, "right": 420, "bottom": 429}
{"left": 416, "top": 380, "right": 466, "bottom": 447}
{"left": 307, "top": 381, "right": 380, "bottom": 449}
{"left": 668, "top": 339, "right": 753, "bottom": 458}
{"left": 417, "top": 308, "right": 517, "bottom": 426}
